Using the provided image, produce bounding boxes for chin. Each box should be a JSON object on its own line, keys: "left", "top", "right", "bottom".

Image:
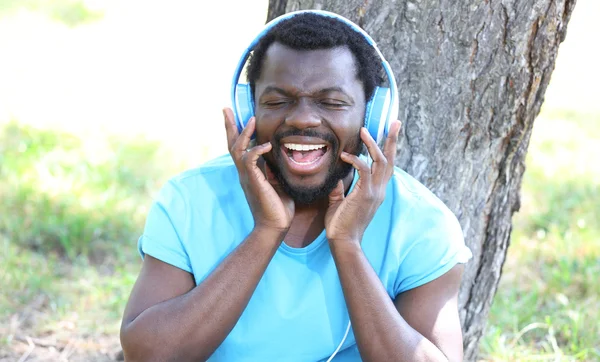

{"left": 276, "top": 162, "right": 353, "bottom": 205}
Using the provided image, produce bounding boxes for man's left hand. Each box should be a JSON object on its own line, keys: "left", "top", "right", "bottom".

{"left": 325, "top": 120, "right": 402, "bottom": 244}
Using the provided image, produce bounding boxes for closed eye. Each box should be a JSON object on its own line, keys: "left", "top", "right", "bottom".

{"left": 262, "top": 100, "right": 292, "bottom": 108}
{"left": 319, "top": 99, "right": 348, "bottom": 109}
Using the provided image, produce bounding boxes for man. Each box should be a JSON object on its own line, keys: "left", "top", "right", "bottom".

{"left": 120, "top": 11, "right": 472, "bottom": 362}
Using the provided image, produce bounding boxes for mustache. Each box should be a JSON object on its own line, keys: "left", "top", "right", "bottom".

{"left": 273, "top": 129, "right": 337, "bottom": 145}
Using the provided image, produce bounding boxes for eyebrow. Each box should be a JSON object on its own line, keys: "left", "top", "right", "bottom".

{"left": 261, "top": 86, "right": 354, "bottom": 102}
{"left": 261, "top": 86, "right": 291, "bottom": 96}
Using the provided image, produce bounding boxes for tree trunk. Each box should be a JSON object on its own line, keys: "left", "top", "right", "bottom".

{"left": 268, "top": 0, "right": 576, "bottom": 360}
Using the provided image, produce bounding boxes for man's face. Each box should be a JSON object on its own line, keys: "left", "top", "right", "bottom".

{"left": 254, "top": 43, "right": 366, "bottom": 204}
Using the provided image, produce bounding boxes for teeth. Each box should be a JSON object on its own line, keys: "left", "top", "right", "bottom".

{"left": 284, "top": 143, "right": 326, "bottom": 151}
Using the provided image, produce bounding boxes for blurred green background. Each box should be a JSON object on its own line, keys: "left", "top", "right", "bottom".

{"left": 0, "top": 1, "right": 598, "bottom": 361}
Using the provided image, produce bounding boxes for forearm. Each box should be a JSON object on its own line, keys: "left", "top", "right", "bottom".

{"left": 330, "top": 240, "right": 448, "bottom": 362}
{"left": 121, "top": 227, "right": 285, "bottom": 362}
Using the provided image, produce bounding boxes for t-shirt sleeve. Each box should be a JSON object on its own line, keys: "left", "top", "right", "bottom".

{"left": 394, "top": 197, "right": 472, "bottom": 296}
{"left": 137, "top": 179, "right": 193, "bottom": 273}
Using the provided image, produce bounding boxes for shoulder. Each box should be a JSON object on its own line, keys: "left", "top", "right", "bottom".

{"left": 380, "top": 167, "right": 472, "bottom": 294}
{"left": 170, "top": 154, "right": 237, "bottom": 186}
{"left": 138, "top": 154, "right": 247, "bottom": 274}
{"left": 148, "top": 154, "right": 241, "bottom": 223}
{"left": 161, "top": 154, "right": 239, "bottom": 197}
{"left": 387, "top": 166, "right": 460, "bottom": 230}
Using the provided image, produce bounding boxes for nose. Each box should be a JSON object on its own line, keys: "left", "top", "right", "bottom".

{"left": 284, "top": 97, "right": 321, "bottom": 130}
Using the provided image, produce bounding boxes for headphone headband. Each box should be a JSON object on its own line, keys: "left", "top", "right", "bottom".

{"left": 231, "top": 10, "right": 399, "bottom": 143}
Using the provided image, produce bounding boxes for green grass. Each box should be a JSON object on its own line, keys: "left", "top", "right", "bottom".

{"left": 0, "top": 122, "right": 183, "bottom": 358}
{"left": 479, "top": 109, "right": 600, "bottom": 361}
{"left": 1, "top": 234, "right": 137, "bottom": 334}
{"left": 0, "top": 122, "right": 181, "bottom": 260}
{"left": 0, "top": 121, "right": 182, "bottom": 323}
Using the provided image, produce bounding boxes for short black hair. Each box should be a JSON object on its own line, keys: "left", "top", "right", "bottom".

{"left": 246, "top": 12, "right": 384, "bottom": 102}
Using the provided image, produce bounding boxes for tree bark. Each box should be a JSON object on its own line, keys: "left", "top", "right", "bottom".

{"left": 268, "top": 1, "right": 576, "bottom": 360}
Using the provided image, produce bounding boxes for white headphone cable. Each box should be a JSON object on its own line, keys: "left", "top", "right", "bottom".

{"left": 326, "top": 321, "right": 352, "bottom": 362}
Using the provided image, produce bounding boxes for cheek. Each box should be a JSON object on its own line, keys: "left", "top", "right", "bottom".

{"left": 254, "top": 117, "right": 275, "bottom": 144}
{"left": 335, "top": 113, "right": 363, "bottom": 137}
{"left": 333, "top": 122, "right": 363, "bottom": 152}
{"left": 254, "top": 109, "right": 288, "bottom": 144}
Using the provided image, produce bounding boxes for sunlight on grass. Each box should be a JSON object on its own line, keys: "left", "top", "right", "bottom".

{"left": 0, "top": 122, "right": 179, "bottom": 359}
{"left": 0, "top": 122, "right": 183, "bottom": 260}
{"left": 0, "top": 0, "right": 104, "bottom": 27}
{"left": 479, "top": 109, "right": 600, "bottom": 361}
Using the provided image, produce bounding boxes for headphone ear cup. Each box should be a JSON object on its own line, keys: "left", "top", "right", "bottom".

{"left": 234, "top": 84, "right": 256, "bottom": 137}
{"left": 364, "top": 86, "right": 392, "bottom": 144}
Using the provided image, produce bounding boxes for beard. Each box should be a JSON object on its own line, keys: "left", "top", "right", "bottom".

{"left": 264, "top": 128, "right": 364, "bottom": 205}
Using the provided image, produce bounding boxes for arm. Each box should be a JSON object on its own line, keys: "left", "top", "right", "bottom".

{"left": 121, "top": 109, "right": 295, "bottom": 361}
{"left": 120, "top": 227, "right": 284, "bottom": 362}
{"left": 325, "top": 123, "right": 465, "bottom": 361}
{"left": 329, "top": 241, "right": 464, "bottom": 362}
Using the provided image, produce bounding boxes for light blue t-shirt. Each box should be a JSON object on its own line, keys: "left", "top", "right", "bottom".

{"left": 138, "top": 154, "right": 472, "bottom": 361}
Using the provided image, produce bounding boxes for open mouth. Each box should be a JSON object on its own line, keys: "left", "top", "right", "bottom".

{"left": 280, "top": 142, "right": 330, "bottom": 175}
{"left": 283, "top": 143, "right": 328, "bottom": 164}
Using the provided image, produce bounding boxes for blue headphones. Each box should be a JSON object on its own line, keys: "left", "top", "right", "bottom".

{"left": 230, "top": 10, "right": 399, "bottom": 144}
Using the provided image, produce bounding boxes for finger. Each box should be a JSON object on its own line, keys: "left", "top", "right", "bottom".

{"left": 340, "top": 151, "right": 371, "bottom": 183}
{"left": 265, "top": 162, "right": 289, "bottom": 200}
{"left": 328, "top": 179, "right": 345, "bottom": 204}
{"left": 243, "top": 141, "right": 272, "bottom": 181}
{"left": 382, "top": 120, "right": 402, "bottom": 176}
{"left": 360, "top": 127, "right": 386, "bottom": 164}
{"left": 360, "top": 128, "right": 387, "bottom": 183}
{"left": 263, "top": 161, "right": 278, "bottom": 185}
{"left": 231, "top": 117, "right": 256, "bottom": 159}
{"left": 263, "top": 160, "right": 290, "bottom": 201}
{"left": 223, "top": 107, "right": 239, "bottom": 152}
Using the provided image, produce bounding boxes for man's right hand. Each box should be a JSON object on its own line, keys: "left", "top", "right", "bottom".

{"left": 223, "top": 107, "right": 294, "bottom": 235}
